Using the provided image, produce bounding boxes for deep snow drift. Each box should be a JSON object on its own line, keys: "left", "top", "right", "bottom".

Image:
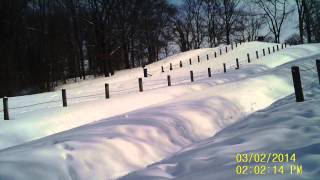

{"left": 0, "top": 42, "right": 319, "bottom": 180}
{"left": 121, "top": 81, "right": 320, "bottom": 180}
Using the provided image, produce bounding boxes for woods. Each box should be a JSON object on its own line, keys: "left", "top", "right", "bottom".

{"left": 1, "top": 0, "right": 320, "bottom": 97}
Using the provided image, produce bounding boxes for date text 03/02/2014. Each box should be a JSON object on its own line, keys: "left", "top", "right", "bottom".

{"left": 235, "top": 153, "right": 303, "bottom": 176}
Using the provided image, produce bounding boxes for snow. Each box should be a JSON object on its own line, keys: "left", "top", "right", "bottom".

{"left": 121, "top": 81, "right": 320, "bottom": 180}
{"left": 0, "top": 42, "right": 319, "bottom": 180}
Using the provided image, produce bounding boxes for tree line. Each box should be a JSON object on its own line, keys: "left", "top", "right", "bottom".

{"left": 0, "top": 0, "right": 319, "bottom": 97}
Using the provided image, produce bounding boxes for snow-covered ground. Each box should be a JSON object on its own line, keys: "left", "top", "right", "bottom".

{"left": 121, "top": 84, "right": 320, "bottom": 180}
{"left": 0, "top": 42, "right": 319, "bottom": 180}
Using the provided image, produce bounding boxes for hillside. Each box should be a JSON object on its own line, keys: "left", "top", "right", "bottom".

{"left": 0, "top": 42, "right": 319, "bottom": 180}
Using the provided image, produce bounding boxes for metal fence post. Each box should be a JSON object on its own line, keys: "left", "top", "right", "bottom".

{"left": 143, "top": 68, "right": 148, "bottom": 77}
{"left": 273, "top": 46, "right": 275, "bottom": 52}
{"left": 167, "top": 75, "right": 171, "bottom": 86}
{"left": 214, "top": 52, "right": 217, "bottom": 58}
{"left": 189, "top": 58, "right": 192, "bottom": 65}
{"left": 207, "top": 54, "right": 209, "bottom": 60}
{"left": 170, "top": 63, "right": 173, "bottom": 70}
{"left": 190, "top": 71, "right": 194, "bottom": 82}
{"left": 223, "top": 63, "right": 226, "bottom": 73}
{"left": 198, "top": 55, "right": 200, "bottom": 63}
{"left": 247, "top": 53, "right": 251, "bottom": 63}
{"left": 256, "top": 51, "right": 259, "bottom": 59}
{"left": 291, "top": 66, "right": 304, "bottom": 102}
{"left": 208, "top": 68, "right": 211, "bottom": 77}
{"left": 236, "top": 58, "right": 239, "bottom": 69}
{"left": 3, "top": 97, "right": 9, "bottom": 120}
{"left": 268, "top": 47, "right": 271, "bottom": 54}
{"left": 161, "top": 66, "right": 164, "bottom": 73}
{"left": 139, "top": 78, "right": 143, "bottom": 92}
{"left": 263, "top": 49, "right": 265, "bottom": 56}
{"left": 316, "top": 60, "right": 320, "bottom": 85}
{"left": 62, "top": 89, "right": 67, "bottom": 107}
{"left": 180, "top": 61, "right": 183, "bottom": 68}
{"left": 105, "top": 83, "right": 110, "bottom": 99}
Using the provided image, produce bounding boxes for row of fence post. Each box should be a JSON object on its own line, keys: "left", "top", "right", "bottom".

{"left": 160, "top": 43, "right": 286, "bottom": 73}
{"left": 0, "top": 43, "right": 300, "bottom": 120}
{"left": 160, "top": 41, "right": 246, "bottom": 73}
{"left": 146, "top": 59, "right": 319, "bottom": 104}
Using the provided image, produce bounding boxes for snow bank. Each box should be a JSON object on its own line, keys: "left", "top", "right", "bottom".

{"left": 0, "top": 42, "right": 319, "bottom": 179}
{"left": 121, "top": 82, "right": 320, "bottom": 180}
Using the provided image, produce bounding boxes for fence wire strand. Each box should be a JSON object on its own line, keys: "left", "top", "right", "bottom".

{"left": 8, "top": 99, "right": 61, "bottom": 110}
{"left": 2, "top": 44, "right": 307, "bottom": 116}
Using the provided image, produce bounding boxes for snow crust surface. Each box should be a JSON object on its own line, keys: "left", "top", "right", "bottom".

{"left": 0, "top": 42, "right": 319, "bottom": 180}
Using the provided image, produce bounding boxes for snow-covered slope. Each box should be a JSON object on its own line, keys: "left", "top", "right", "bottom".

{"left": 0, "top": 42, "right": 285, "bottom": 150}
{"left": 121, "top": 80, "right": 320, "bottom": 180}
{"left": 0, "top": 42, "right": 319, "bottom": 180}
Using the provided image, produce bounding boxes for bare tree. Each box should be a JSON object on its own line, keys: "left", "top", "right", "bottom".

{"left": 66, "top": 0, "right": 86, "bottom": 79}
{"left": 202, "top": 0, "right": 223, "bottom": 47}
{"left": 237, "top": 4, "right": 265, "bottom": 41}
{"left": 172, "top": 13, "right": 191, "bottom": 52}
{"left": 302, "top": 0, "right": 313, "bottom": 43}
{"left": 222, "top": 0, "right": 240, "bottom": 44}
{"left": 255, "top": 0, "right": 293, "bottom": 43}
{"left": 295, "top": 0, "right": 305, "bottom": 44}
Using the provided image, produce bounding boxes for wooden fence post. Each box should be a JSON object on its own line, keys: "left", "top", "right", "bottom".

{"left": 62, "top": 89, "right": 67, "bottom": 107}
{"left": 247, "top": 53, "right": 251, "bottom": 63}
{"left": 139, "top": 78, "right": 143, "bottom": 92}
{"left": 105, "top": 83, "right": 110, "bottom": 99}
{"left": 3, "top": 97, "right": 9, "bottom": 120}
{"left": 189, "top": 58, "right": 192, "bottom": 65}
{"left": 190, "top": 71, "right": 194, "bottom": 82}
{"left": 161, "top": 66, "right": 164, "bottom": 73}
{"left": 208, "top": 68, "right": 211, "bottom": 77}
{"left": 143, "top": 68, "right": 148, "bottom": 77}
{"left": 223, "top": 63, "right": 226, "bottom": 73}
{"left": 180, "top": 61, "right": 183, "bottom": 68}
{"left": 236, "top": 58, "right": 239, "bottom": 69}
{"left": 316, "top": 60, "right": 320, "bottom": 85}
{"left": 170, "top": 63, "right": 173, "bottom": 70}
{"left": 263, "top": 49, "right": 265, "bottom": 56}
{"left": 268, "top": 47, "right": 271, "bottom": 54}
{"left": 291, "top": 66, "right": 304, "bottom": 102}
{"left": 167, "top": 75, "right": 171, "bottom": 86}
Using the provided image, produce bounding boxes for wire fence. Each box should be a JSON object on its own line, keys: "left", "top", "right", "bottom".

{"left": 161, "top": 43, "right": 239, "bottom": 72}
{"left": 3, "top": 42, "right": 312, "bottom": 120}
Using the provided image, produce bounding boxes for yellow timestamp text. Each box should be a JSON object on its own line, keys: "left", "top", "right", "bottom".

{"left": 235, "top": 164, "right": 303, "bottom": 175}
{"left": 235, "top": 153, "right": 297, "bottom": 163}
